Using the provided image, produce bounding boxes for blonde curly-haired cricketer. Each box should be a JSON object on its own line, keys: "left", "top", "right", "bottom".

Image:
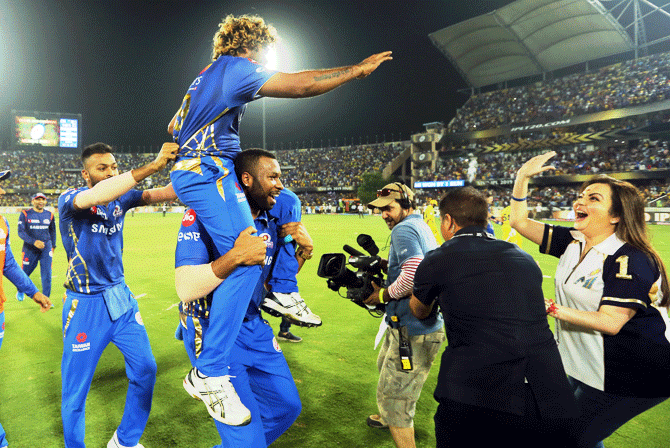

{"left": 212, "top": 14, "right": 278, "bottom": 59}
{"left": 169, "top": 13, "right": 392, "bottom": 445}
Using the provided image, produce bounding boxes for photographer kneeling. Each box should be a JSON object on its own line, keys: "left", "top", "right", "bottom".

{"left": 410, "top": 187, "right": 579, "bottom": 448}
{"left": 364, "top": 183, "right": 445, "bottom": 448}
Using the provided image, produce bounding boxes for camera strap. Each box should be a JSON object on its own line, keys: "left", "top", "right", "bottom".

{"left": 398, "top": 326, "right": 413, "bottom": 371}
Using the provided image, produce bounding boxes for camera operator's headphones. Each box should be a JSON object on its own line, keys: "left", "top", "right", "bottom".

{"left": 393, "top": 182, "right": 414, "bottom": 210}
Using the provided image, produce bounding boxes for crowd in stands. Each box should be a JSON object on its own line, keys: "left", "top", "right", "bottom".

{"left": 449, "top": 51, "right": 670, "bottom": 133}
{"left": 0, "top": 138, "right": 668, "bottom": 212}
{"left": 0, "top": 151, "right": 170, "bottom": 193}
{"left": 430, "top": 139, "right": 670, "bottom": 182}
{"left": 275, "top": 142, "right": 406, "bottom": 188}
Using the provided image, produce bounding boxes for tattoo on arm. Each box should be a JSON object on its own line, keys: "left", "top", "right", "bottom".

{"left": 313, "top": 67, "right": 352, "bottom": 82}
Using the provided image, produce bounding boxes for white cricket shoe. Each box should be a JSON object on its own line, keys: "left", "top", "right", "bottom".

{"left": 107, "top": 431, "right": 145, "bottom": 448}
{"left": 261, "top": 291, "right": 322, "bottom": 327}
{"left": 183, "top": 367, "right": 251, "bottom": 426}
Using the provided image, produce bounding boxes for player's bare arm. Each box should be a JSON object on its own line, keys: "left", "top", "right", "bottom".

{"left": 141, "top": 183, "right": 177, "bottom": 206}
{"left": 258, "top": 51, "right": 392, "bottom": 98}
{"left": 176, "top": 227, "right": 267, "bottom": 303}
{"left": 74, "top": 143, "right": 178, "bottom": 210}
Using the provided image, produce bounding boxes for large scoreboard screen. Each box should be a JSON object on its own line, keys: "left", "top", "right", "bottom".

{"left": 12, "top": 110, "right": 82, "bottom": 150}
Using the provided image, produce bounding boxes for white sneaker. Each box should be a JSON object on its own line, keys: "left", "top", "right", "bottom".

{"left": 261, "top": 292, "right": 322, "bottom": 327}
{"left": 183, "top": 367, "right": 251, "bottom": 426}
{"left": 107, "top": 431, "right": 145, "bottom": 448}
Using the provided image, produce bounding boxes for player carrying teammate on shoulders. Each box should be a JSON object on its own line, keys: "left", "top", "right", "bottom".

{"left": 167, "top": 13, "right": 391, "bottom": 425}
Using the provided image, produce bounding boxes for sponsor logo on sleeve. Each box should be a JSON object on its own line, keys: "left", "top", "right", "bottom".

{"left": 182, "top": 209, "right": 196, "bottom": 227}
{"left": 177, "top": 231, "right": 201, "bottom": 242}
{"left": 235, "top": 182, "right": 247, "bottom": 203}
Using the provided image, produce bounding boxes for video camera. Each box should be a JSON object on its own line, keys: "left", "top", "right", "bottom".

{"left": 317, "top": 234, "right": 385, "bottom": 317}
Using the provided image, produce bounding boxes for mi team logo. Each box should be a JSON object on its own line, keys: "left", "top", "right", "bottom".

{"left": 259, "top": 232, "right": 273, "bottom": 249}
{"left": 272, "top": 337, "right": 282, "bottom": 353}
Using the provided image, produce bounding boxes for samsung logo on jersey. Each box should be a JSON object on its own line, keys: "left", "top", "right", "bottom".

{"left": 91, "top": 223, "right": 123, "bottom": 235}
{"left": 177, "top": 231, "right": 201, "bottom": 242}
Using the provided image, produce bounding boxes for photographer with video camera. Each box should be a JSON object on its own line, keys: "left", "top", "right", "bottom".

{"left": 362, "top": 183, "right": 445, "bottom": 448}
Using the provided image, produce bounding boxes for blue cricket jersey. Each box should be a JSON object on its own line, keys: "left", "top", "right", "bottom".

{"left": 58, "top": 187, "right": 144, "bottom": 294}
{"left": 175, "top": 208, "right": 278, "bottom": 320}
{"left": 17, "top": 208, "right": 56, "bottom": 249}
{"left": 267, "top": 189, "right": 301, "bottom": 293}
{"left": 171, "top": 56, "right": 276, "bottom": 161}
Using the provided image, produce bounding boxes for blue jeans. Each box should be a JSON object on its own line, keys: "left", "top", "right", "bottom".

{"left": 279, "top": 317, "right": 291, "bottom": 334}
{"left": 568, "top": 376, "right": 669, "bottom": 448}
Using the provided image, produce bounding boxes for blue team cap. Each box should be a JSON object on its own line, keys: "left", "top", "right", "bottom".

{"left": 32, "top": 192, "right": 46, "bottom": 200}
{"left": 0, "top": 170, "right": 10, "bottom": 181}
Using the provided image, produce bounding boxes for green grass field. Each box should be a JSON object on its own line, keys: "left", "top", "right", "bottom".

{"left": 1, "top": 213, "right": 669, "bottom": 447}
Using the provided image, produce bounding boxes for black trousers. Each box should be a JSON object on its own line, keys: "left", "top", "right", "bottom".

{"left": 434, "top": 385, "right": 575, "bottom": 448}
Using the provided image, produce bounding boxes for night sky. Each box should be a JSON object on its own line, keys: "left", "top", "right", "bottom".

{"left": 0, "top": 0, "right": 515, "bottom": 151}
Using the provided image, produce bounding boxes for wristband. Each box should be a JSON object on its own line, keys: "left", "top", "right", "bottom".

{"left": 379, "top": 288, "right": 386, "bottom": 303}
{"left": 297, "top": 247, "right": 313, "bottom": 260}
{"left": 283, "top": 234, "right": 293, "bottom": 244}
{"left": 511, "top": 196, "right": 527, "bottom": 202}
{"left": 546, "top": 299, "right": 558, "bottom": 315}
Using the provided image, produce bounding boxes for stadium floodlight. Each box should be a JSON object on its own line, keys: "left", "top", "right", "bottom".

{"left": 265, "top": 46, "right": 277, "bottom": 71}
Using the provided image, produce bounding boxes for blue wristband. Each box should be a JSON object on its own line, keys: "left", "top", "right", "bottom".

{"left": 511, "top": 196, "right": 527, "bottom": 202}
{"left": 283, "top": 234, "right": 294, "bottom": 244}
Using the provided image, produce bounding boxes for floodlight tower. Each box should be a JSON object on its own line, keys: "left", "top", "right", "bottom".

{"left": 632, "top": 0, "right": 649, "bottom": 58}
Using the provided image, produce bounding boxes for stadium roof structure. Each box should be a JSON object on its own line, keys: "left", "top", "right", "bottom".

{"left": 429, "top": 0, "right": 670, "bottom": 88}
